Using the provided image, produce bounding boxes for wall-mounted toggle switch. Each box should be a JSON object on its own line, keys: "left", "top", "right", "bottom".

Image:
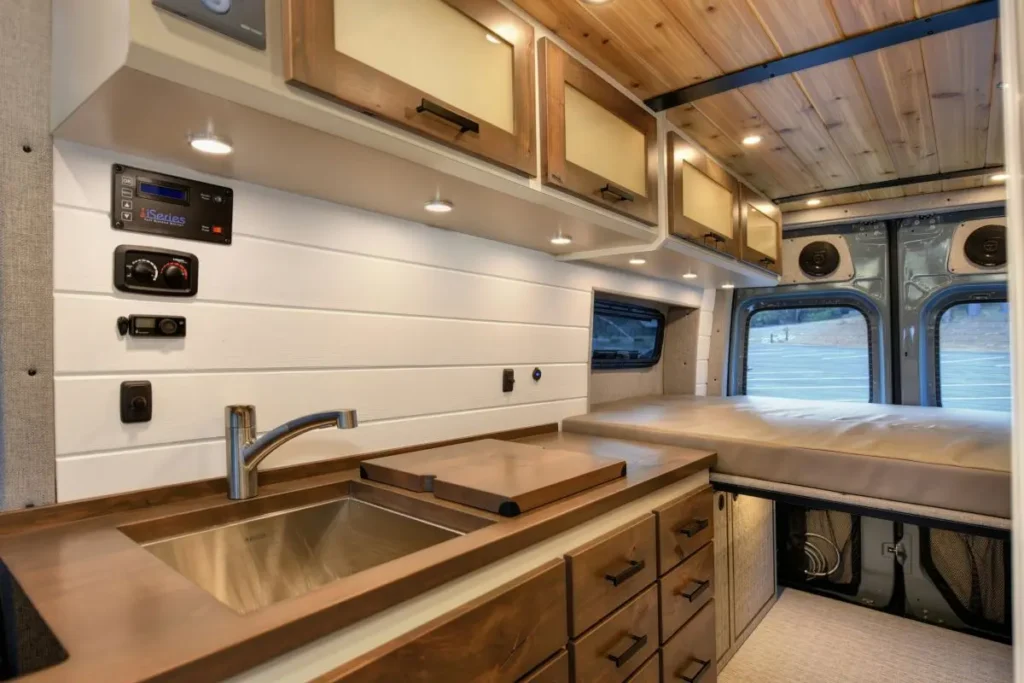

{"left": 121, "top": 381, "right": 152, "bottom": 423}
{"left": 502, "top": 369, "right": 515, "bottom": 393}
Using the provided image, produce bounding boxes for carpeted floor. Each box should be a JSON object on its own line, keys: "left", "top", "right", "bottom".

{"left": 720, "top": 589, "right": 1012, "bottom": 683}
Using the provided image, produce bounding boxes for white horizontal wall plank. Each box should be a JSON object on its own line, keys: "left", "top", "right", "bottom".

{"left": 55, "top": 294, "right": 589, "bottom": 373}
{"left": 56, "top": 398, "right": 588, "bottom": 501}
{"left": 54, "top": 207, "right": 591, "bottom": 327}
{"left": 55, "top": 364, "right": 587, "bottom": 455}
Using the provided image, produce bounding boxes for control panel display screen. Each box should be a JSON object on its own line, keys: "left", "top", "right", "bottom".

{"left": 134, "top": 317, "right": 156, "bottom": 330}
{"left": 139, "top": 182, "right": 188, "bottom": 203}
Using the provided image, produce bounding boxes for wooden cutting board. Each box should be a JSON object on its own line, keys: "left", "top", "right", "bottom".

{"left": 360, "top": 440, "right": 627, "bottom": 516}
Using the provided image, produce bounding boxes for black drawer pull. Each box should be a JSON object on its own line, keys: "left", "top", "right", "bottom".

{"left": 679, "top": 579, "right": 710, "bottom": 602}
{"left": 600, "top": 184, "right": 635, "bottom": 203}
{"left": 759, "top": 256, "right": 776, "bottom": 266}
{"left": 415, "top": 99, "right": 480, "bottom": 135}
{"left": 703, "top": 232, "right": 725, "bottom": 243}
{"left": 606, "top": 633, "right": 647, "bottom": 668}
{"left": 678, "top": 658, "right": 711, "bottom": 682}
{"left": 678, "top": 518, "right": 709, "bottom": 538}
{"left": 604, "top": 559, "right": 645, "bottom": 587}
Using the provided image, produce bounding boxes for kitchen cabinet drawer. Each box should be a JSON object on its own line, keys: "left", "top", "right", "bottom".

{"left": 662, "top": 601, "right": 717, "bottom": 683}
{"left": 284, "top": 0, "right": 537, "bottom": 176}
{"left": 565, "top": 514, "right": 657, "bottom": 637}
{"left": 659, "top": 543, "right": 715, "bottom": 644}
{"left": 654, "top": 487, "right": 714, "bottom": 575}
{"left": 518, "top": 649, "right": 569, "bottom": 683}
{"left": 326, "top": 559, "right": 567, "bottom": 682}
{"left": 624, "top": 652, "right": 660, "bottom": 683}
{"left": 570, "top": 584, "right": 659, "bottom": 683}
{"left": 538, "top": 39, "right": 658, "bottom": 225}
{"left": 667, "top": 133, "right": 739, "bottom": 258}
{"left": 739, "top": 186, "right": 782, "bottom": 274}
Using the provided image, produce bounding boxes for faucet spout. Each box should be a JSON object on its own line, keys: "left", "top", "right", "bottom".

{"left": 225, "top": 406, "right": 358, "bottom": 500}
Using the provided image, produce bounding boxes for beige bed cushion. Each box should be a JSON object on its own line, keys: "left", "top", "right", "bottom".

{"left": 563, "top": 396, "right": 1010, "bottom": 519}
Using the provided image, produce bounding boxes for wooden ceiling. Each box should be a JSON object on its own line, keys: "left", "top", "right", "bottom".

{"left": 511, "top": 0, "right": 1004, "bottom": 210}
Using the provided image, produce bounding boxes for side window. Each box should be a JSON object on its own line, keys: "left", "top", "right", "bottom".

{"left": 592, "top": 299, "right": 665, "bottom": 369}
{"left": 744, "top": 306, "right": 871, "bottom": 402}
{"left": 937, "top": 301, "right": 1010, "bottom": 412}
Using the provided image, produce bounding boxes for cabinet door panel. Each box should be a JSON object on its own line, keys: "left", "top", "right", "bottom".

{"left": 667, "top": 133, "right": 739, "bottom": 257}
{"left": 739, "top": 187, "right": 783, "bottom": 274}
{"left": 564, "top": 87, "right": 648, "bottom": 197}
{"left": 682, "top": 164, "right": 734, "bottom": 239}
{"left": 730, "top": 495, "right": 775, "bottom": 640}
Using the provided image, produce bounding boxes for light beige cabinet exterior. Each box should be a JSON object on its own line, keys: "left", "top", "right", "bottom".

{"left": 668, "top": 133, "right": 741, "bottom": 258}
{"left": 739, "top": 186, "right": 784, "bottom": 275}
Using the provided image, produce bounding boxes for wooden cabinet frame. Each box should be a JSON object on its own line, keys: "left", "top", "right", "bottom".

{"left": 667, "top": 132, "right": 740, "bottom": 258}
{"left": 283, "top": 0, "right": 537, "bottom": 176}
{"left": 739, "top": 186, "right": 783, "bottom": 275}
{"left": 538, "top": 39, "right": 659, "bottom": 225}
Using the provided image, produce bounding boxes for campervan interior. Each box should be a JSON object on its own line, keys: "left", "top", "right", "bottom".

{"left": 0, "top": 0, "right": 1020, "bottom": 681}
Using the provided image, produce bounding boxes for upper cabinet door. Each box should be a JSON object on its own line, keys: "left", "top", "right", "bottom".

{"left": 283, "top": 0, "right": 537, "bottom": 176}
{"left": 538, "top": 40, "right": 658, "bottom": 225}
{"left": 667, "top": 132, "right": 739, "bottom": 258}
{"left": 739, "top": 187, "right": 783, "bottom": 274}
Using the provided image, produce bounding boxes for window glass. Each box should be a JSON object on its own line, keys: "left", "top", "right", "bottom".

{"left": 746, "top": 306, "right": 870, "bottom": 402}
{"left": 592, "top": 300, "right": 664, "bottom": 369}
{"left": 938, "top": 301, "right": 1010, "bottom": 412}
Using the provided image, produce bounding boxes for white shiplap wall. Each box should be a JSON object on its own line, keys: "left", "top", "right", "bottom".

{"left": 53, "top": 141, "right": 706, "bottom": 501}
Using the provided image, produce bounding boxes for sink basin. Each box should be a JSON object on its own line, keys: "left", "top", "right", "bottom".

{"left": 120, "top": 481, "right": 492, "bottom": 614}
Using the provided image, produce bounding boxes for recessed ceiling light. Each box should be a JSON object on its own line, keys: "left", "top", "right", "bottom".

{"left": 683, "top": 271, "right": 698, "bottom": 280}
{"left": 424, "top": 199, "right": 454, "bottom": 213}
{"left": 998, "top": 82, "right": 1009, "bottom": 90}
{"left": 991, "top": 172, "right": 1009, "bottom": 182}
{"left": 629, "top": 258, "right": 646, "bottom": 265}
{"left": 485, "top": 33, "right": 502, "bottom": 44}
{"left": 806, "top": 198, "right": 822, "bottom": 206}
{"left": 675, "top": 146, "right": 697, "bottom": 163}
{"left": 189, "top": 133, "right": 233, "bottom": 155}
{"left": 721, "top": 283, "right": 735, "bottom": 289}
{"left": 550, "top": 234, "right": 573, "bottom": 246}
{"left": 742, "top": 135, "right": 762, "bottom": 147}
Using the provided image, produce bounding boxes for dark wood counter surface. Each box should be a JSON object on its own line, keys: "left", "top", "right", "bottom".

{"left": 0, "top": 433, "right": 714, "bottom": 682}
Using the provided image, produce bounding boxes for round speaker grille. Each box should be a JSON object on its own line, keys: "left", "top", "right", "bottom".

{"left": 964, "top": 224, "right": 1007, "bottom": 268}
{"left": 798, "top": 241, "right": 841, "bottom": 278}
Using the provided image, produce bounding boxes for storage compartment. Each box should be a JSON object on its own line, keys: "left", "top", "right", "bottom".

{"left": 659, "top": 542, "right": 714, "bottom": 644}
{"left": 662, "top": 600, "right": 717, "bottom": 683}
{"left": 740, "top": 186, "right": 783, "bottom": 274}
{"left": 538, "top": 39, "right": 658, "bottom": 224}
{"left": 654, "top": 487, "right": 714, "bottom": 575}
{"left": 667, "top": 133, "right": 739, "bottom": 258}
{"left": 569, "top": 584, "right": 659, "bottom": 683}
{"left": 284, "top": 0, "right": 537, "bottom": 175}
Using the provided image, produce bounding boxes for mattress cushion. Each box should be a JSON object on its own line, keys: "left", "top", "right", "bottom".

{"left": 563, "top": 396, "right": 1010, "bottom": 519}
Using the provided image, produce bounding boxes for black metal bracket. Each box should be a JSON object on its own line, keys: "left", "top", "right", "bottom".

{"left": 644, "top": 0, "right": 999, "bottom": 110}
{"left": 415, "top": 99, "right": 480, "bottom": 135}
{"left": 600, "top": 184, "right": 635, "bottom": 203}
{"left": 776, "top": 164, "right": 1005, "bottom": 204}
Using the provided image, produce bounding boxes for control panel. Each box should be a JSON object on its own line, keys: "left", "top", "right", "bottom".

{"left": 114, "top": 245, "right": 199, "bottom": 297}
{"left": 111, "top": 164, "right": 233, "bottom": 245}
{"left": 117, "top": 315, "right": 187, "bottom": 338}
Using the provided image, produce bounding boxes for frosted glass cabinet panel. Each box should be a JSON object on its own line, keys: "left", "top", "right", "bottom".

{"left": 745, "top": 206, "right": 778, "bottom": 259}
{"left": 539, "top": 39, "right": 658, "bottom": 225}
{"left": 667, "top": 132, "right": 739, "bottom": 257}
{"left": 740, "top": 187, "right": 783, "bottom": 274}
{"left": 284, "top": 0, "right": 536, "bottom": 175}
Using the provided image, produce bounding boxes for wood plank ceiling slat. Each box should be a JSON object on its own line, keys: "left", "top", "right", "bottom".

{"left": 985, "top": 22, "right": 1005, "bottom": 167}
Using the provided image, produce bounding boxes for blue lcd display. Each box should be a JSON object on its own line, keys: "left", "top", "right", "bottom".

{"left": 139, "top": 182, "right": 188, "bottom": 202}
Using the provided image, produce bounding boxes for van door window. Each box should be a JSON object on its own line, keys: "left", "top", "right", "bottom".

{"left": 937, "top": 301, "right": 1010, "bottom": 412}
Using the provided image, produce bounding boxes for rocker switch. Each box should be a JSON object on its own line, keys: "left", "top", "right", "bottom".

{"left": 502, "top": 369, "right": 515, "bottom": 393}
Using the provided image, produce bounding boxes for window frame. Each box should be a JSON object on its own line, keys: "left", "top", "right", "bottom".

{"left": 921, "top": 284, "right": 1008, "bottom": 409}
{"left": 590, "top": 298, "right": 666, "bottom": 370}
{"left": 730, "top": 291, "right": 886, "bottom": 403}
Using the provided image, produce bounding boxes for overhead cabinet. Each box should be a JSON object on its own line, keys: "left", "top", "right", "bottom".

{"left": 283, "top": 0, "right": 537, "bottom": 176}
{"left": 739, "top": 187, "right": 783, "bottom": 275}
{"left": 667, "top": 133, "right": 740, "bottom": 258}
{"left": 539, "top": 40, "right": 659, "bottom": 225}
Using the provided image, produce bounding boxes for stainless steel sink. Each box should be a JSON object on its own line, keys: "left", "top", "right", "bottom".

{"left": 121, "top": 481, "right": 492, "bottom": 614}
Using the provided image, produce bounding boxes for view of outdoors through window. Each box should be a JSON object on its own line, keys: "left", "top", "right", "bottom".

{"left": 746, "top": 306, "right": 870, "bottom": 402}
{"left": 938, "top": 301, "right": 1010, "bottom": 412}
{"left": 592, "top": 305, "right": 663, "bottom": 367}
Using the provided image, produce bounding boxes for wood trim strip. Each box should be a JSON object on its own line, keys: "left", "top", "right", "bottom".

{"left": 0, "top": 424, "right": 557, "bottom": 536}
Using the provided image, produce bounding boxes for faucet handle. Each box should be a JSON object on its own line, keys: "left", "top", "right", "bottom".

{"left": 225, "top": 405, "right": 256, "bottom": 434}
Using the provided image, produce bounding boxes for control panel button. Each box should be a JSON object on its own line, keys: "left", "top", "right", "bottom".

{"left": 120, "top": 211, "right": 133, "bottom": 222}
{"left": 114, "top": 245, "right": 199, "bottom": 297}
{"left": 121, "top": 199, "right": 133, "bottom": 210}
{"left": 130, "top": 259, "right": 158, "bottom": 282}
{"left": 161, "top": 263, "right": 188, "bottom": 289}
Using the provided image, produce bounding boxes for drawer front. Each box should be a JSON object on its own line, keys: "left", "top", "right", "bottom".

{"left": 655, "top": 487, "right": 714, "bottom": 575}
{"left": 328, "top": 560, "right": 567, "bottom": 682}
{"left": 570, "top": 584, "right": 659, "bottom": 683}
{"left": 566, "top": 515, "right": 658, "bottom": 637}
{"left": 659, "top": 543, "right": 715, "bottom": 644}
{"left": 662, "top": 601, "right": 717, "bottom": 683}
{"left": 624, "top": 652, "right": 659, "bottom": 683}
{"left": 519, "top": 650, "right": 569, "bottom": 683}
{"left": 284, "top": 0, "right": 537, "bottom": 176}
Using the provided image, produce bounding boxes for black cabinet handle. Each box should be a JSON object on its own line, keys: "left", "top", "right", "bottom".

{"left": 604, "top": 560, "right": 645, "bottom": 587}
{"left": 600, "top": 184, "right": 635, "bottom": 203}
{"left": 759, "top": 256, "right": 776, "bottom": 266}
{"left": 703, "top": 232, "right": 725, "bottom": 243}
{"left": 606, "top": 633, "right": 647, "bottom": 668}
{"left": 415, "top": 99, "right": 480, "bottom": 135}
{"left": 678, "top": 658, "right": 711, "bottom": 682}
{"left": 679, "top": 579, "right": 710, "bottom": 602}
{"left": 678, "top": 518, "right": 709, "bottom": 538}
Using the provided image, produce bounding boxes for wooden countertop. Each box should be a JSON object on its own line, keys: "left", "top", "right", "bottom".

{"left": 0, "top": 433, "right": 714, "bottom": 682}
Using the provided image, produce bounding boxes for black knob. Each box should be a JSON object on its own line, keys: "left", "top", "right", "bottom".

{"left": 158, "top": 318, "right": 179, "bottom": 335}
{"left": 162, "top": 263, "right": 187, "bottom": 288}
{"left": 130, "top": 260, "right": 157, "bottom": 282}
{"left": 130, "top": 396, "right": 148, "bottom": 413}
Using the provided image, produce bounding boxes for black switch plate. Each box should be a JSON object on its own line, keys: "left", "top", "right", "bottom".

{"left": 121, "top": 381, "right": 152, "bottom": 423}
{"left": 502, "top": 369, "right": 515, "bottom": 393}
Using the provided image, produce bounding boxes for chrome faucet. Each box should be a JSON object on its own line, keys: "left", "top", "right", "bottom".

{"left": 225, "top": 405, "right": 358, "bottom": 500}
